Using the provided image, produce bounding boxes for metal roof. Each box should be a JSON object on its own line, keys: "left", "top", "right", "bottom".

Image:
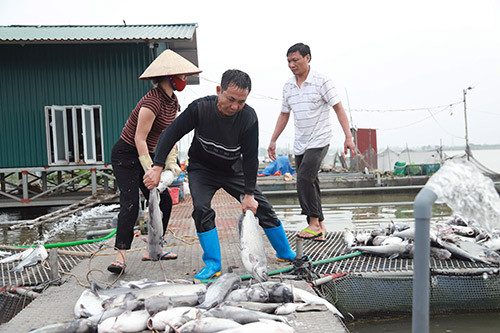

{"left": 0, "top": 24, "right": 197, "bottom": 43}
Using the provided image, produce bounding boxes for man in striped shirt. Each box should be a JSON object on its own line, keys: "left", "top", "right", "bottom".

{"left": 268, "top": 43, "right": 356, "bottom": 241}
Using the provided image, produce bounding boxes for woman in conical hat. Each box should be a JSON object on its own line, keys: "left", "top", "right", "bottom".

{"left": 108, "top": 50, "right": 201, "bottom": 274}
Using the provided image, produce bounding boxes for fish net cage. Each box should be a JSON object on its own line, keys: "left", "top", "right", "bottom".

{"left": 0, "top": 292, "right": 33, "bottom": 324}
{"left": 317, "top": 269, "right": 500, "bottom": 320}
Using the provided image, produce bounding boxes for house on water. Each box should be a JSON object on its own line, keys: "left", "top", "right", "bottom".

{"left": 0, "top": 24, "right": 200, "bottom": 208}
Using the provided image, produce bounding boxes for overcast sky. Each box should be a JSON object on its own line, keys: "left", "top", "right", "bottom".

{"left": 2, "top": 0, "right": 500, "bottom": 154}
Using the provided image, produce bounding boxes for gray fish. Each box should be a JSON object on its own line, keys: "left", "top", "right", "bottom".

{"left": 145, "top": 294, "right": 200, "bottom": 316}
{"left": 198, "top": 272, "right": 241, "bottom": 309}
{"left": 390, "top": 222, "right": 411, "bottom": 234}
{"left": 88, "top": 299, "right": 144, "bottom": 324}
{"left": 74, "top": 289, "right": 106, "bottom": 319}
{"left": 354, "top": 232, "right": 372, "bottom": 245}
{"left": 92, "top": 281, "right": 206, "bottom": 302}
{"left": 225, "top": 284, "right": 269, "bottom": 303}
{"left": 221, "top": 301, "right": 282, "bottom": 314}
{"left": 350, "top": 241, "right": 411, "bottom": 260}
{"left": 205, "top": 305, "right": 294, "bottom": 325}
{"left": 178, "top": 317, "right": 242, "bottom": 333}
{"left": 292, "top": 287, "right": 344, "bottom": 318}
{"left": 441, "top": 241, "right": 491, "bottom": 265}
{"left": 28, "top": 318, "right": 97, "bottom": 333}
{"left": 147, "top": 306, "right": 203, "bottom": 331}
{"left": 0, "top": 246, "right": 34, "bottom": 264}
{"left": 430, "top": 247, "right": 452, "bottom": 260}
{"left": 238, "top": 210, "right": 268, "bottom": 282}
{"left": 258, "top": 282, "right": 294, "bottom": 303}
{"left": 0, "top": 250, "right": 12, "bottom": 257}
{"left": 101, "top": 292, "right": 137, "bottom": 310}
{"left": 342, "top": 228, "right": 356, "bottom": 251}
{"left": 482, "top": 237, "right": 500, "bottom": 251}
{"left": 98, "top": 309, "right": 150, "bottom": 333}
{"left": 11, "top": 244, "right": 48, "bottom": 273}
{"left": 148, "top": 187, "right": 164, "bottom": 261}
{"left": 455, "top": 240, "right": 500, "bottom": 265}
{"left": 451, "top": 225, "right": 477, "bottom": 237}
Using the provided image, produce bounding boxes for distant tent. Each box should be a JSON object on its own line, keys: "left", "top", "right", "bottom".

{"left": 258, "top": 155, "right": 296, "bottom": 176}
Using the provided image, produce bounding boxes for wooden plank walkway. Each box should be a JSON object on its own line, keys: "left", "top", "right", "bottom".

{"left": 0, "top": 190, "right": 349, "bottom": 333}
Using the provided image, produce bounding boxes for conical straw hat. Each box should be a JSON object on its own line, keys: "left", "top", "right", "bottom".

{"left": 139, "top": 49, "right": 202, "bottom": 79}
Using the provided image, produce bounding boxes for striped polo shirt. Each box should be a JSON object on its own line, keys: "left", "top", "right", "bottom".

{"left": 281, "top": 69, "right": 340, "bottom": 155}
{"left": 120, "top": 87, "right": 179, "bottom": 152}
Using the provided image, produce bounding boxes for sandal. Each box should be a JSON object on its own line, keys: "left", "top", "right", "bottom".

{"left": 107, "top": 261, "right": 126, "bottom": 274}
{"left": 297, "top": 228, "right": 326, "bottom": 242}
{"left": 142, "top": 251, "right": 178, "bottom": 261}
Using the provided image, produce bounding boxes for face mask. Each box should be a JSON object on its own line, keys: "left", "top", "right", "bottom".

{"left": 169, "top": 76, "right": 187, "bottom": 91}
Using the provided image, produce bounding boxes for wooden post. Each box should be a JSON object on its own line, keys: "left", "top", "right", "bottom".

{"left": 48, "top": 247, "right": 59, "bottom": 280}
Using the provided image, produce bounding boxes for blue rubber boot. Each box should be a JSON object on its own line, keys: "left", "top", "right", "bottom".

{"left": 194, "top": 228, "right": 222, "bottom": 280}
{"left": 264, "top": 222, "right": 297, "bottom": 262}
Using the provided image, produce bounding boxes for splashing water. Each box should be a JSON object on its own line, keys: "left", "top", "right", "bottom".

{"left": 40, "top": 204, "right": 119, "bottom": 243}
{"left": 425, "top": 158, "right": 500, "bottom": 233}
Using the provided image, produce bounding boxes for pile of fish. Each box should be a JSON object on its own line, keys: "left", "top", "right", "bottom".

{"left": 31, "top": 271, "right": 343, "bottom": 332}
{"left": 343, "top": 215, "right": 500, "bottom": 265}
{"left": 0, "top": 244, "right": 48, "bottom": 273}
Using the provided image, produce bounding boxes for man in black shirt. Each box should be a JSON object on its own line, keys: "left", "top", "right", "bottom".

{"left": 144, "top": 69, "right": 296, "bottom": 280}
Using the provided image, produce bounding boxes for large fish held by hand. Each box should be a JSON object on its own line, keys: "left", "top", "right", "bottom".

{"left": 238, "top": 210, "right": 268, "bottom": 282}
{"left": 148, "top": 187, "right": 164, "bottom": 261}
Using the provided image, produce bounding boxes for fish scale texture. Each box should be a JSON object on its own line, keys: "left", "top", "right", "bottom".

{"left": 0, "top": 190, "right": 347, "bottom": 333}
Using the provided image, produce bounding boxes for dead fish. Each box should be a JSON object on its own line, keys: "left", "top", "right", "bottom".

{"left": 292, "top": 287, "right": 344, "bottom": 318}
{"left": 430, "top": 247, "right": 452, "bottom": 260}
{"left": 451, "top": 225, "right": 477, "bottom": 237}
{"left": 390, "top": 222, "right": 411, "bottom": 234}
{"left": 11, "top": 244, "right": 48, "bottom": 273}
{"left": 28, "top": 318, "right": 97, "bottom": 333}
{"left": 74, "top": 288, "right": 106, "bottom": 319}
{"left": 221, "top": 301, "right": 282, "bottom": 314}
{"left": 482, "top": 237, "right": 500, "bottom": 251}
{"left": 225, "top": 284, "right": 269, "bottom": 303}
{"left": 147, "top": 306, "right": 203, "bottom": 331}
{"left": 204, "top": 305, "right": 294, "bottom": 324}
{"left": 441, "top": 241, "right": 491, "bottom": 265}
{"left": 0, "top": 250, "right": 12, "bottom": 257}
{"left": 238, "top": 210, "right": 268, "bottom": 282}
{"left": 0, "top": 246, "right": 34, "bottom": 264}
{"left": 198, "top": 272, "right": 241, "bottom": 309}
{"left": 342, "top": 228, "right": 356, "bottom": 252}
{"left": 354, "top": 232, "right": 372, "bottom": 245}
{"left": 178, "top": 317, "right": 242, "bottom": 332}
{"left": 145, "top": 294, "right": 200, "bottom": 316}
{"left": 98, "top": 309, "right": 149, "bottom": 333}
{"left": 92, "top": 281, "right": 206, "bottom": 302}
{"left": 350, "top": 241, "right": 411, "bottom": 260}
{"left": 147, "top": 187, "right": 164, "bottom": 261}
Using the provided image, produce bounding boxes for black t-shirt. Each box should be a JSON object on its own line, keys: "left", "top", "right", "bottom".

{"left": 154, "top": 95, "right": 259, "bottom": 194}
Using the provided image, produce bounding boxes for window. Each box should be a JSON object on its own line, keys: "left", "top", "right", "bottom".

{"left": 45, "top": 105, "right": 104, "bottom": 165}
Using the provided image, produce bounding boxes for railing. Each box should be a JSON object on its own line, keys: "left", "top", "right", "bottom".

{"left": 0, "top": 165, "right": 116, "bottom": 207}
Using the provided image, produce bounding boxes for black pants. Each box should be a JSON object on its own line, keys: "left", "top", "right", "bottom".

{"left": 295, "top": 145, "right": 329, "bottom": 222}
{"left": 111, "top": 139, "right": 172, "bottom": 250}
{"left": 188, "top": 167, "right": 280, "bottom": 233}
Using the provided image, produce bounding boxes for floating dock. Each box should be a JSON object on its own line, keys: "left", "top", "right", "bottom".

{"left": 0, "top": 190, "right": 349, "bottom": 332}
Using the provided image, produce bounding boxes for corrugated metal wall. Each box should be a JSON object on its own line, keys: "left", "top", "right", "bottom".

{"left": 0, "top": 43, "right": 152, "bottom": 168}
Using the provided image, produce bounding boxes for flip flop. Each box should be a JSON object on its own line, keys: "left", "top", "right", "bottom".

{"left": 142, "top": 251, "right": 178, "bottom": 261}
{"left": 107, "top": 261, "right": 126, "bottom": 274}
{"left": 297, "top": 228, "right": 326, "bottom": 241}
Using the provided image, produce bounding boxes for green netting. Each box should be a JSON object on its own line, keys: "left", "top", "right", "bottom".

{"left": 319, "top": 272, "right": 500, "bottom": 319}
